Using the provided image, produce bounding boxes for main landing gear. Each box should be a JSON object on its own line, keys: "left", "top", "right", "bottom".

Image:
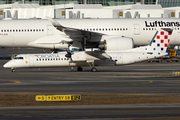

{"left": 88, "top": 61, "right": 97, "bottom": 72}
{"left": 91, "top": 67, "right": 97, "bottom": 72}
{"left": 77, "top": 67, "right": 83, "bottom": 71}
{"left": 77, "top": 66, "right": 97, "bottom": 72}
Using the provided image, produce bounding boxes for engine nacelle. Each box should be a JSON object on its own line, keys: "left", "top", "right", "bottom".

{"left": 99, "top": 36, "right": 134, "bottom": 51}
{"left": 27, "top": 42, "right": 69, "bottom": 49}
{"left": 27, "top": 35, "right": 71, "bottom": 49}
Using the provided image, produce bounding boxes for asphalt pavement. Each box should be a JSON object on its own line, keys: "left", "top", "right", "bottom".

{"left": 1, "top": 48, "right": 180, "bottom": 119}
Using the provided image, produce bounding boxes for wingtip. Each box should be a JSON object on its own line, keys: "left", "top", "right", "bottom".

{"left": 161, "top": 27, "right": 173, "bottom": 33}
{"left": 46, "top": 16, "right": 61, "bottom": 27}
{"left": 46, "top": 16, "right": 52, "bottom": 21}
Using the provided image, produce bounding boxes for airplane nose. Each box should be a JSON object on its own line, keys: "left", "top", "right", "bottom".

{"left": 3, "top": 61, "right": 12, "bottom": 68}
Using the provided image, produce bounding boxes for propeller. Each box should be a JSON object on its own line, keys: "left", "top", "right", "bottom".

{"left": 65, "top": 49, "right": 72, "bottom": 58}
{"left": 65, "top": 44, "right": 74, "bottom": 62}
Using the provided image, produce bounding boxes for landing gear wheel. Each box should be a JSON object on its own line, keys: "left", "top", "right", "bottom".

{"left": 91, "top": 67, "right": 97, "bottom": 72}
{"left": 77, "top": 67, "right": 83, "bottom": 72}
{"left": 11, "top": 69, "right": 15, "bottom": 72}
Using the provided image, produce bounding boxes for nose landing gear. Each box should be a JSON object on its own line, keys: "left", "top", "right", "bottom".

{"left": 11, "top": 68, "right": 15, "bottom": 72}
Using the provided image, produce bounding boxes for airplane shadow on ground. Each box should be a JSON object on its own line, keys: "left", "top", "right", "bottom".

{"left": 5, "top": 68, "right": 174, "bottom": 73}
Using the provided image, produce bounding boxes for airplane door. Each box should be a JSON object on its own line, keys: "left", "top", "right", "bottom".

{"left": 47, "top": 25, "right": 53, "bottom": 35}
{"left": 29, "top": 55, "right": 34, "bottom": 66}
{"left": 117, "top": 54, "right": 123, "bottom": 64}
{"left": 134, "top": 24, "right": 140, "bottom": 35}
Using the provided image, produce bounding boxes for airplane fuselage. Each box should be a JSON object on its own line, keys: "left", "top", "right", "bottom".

{"left": 0, "top": 18, "right": 179, "bottom": 48}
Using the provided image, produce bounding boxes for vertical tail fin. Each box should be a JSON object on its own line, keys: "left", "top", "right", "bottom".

{"left": 146, "top": 28, "right": 173, "bottom": 54}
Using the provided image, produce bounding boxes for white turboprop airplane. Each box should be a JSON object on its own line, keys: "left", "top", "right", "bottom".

{"left": 0, "top": 18, "right": 179, "bottom": 51}
{"left": 4, "top": 28, "right": 172, "bottom": 72}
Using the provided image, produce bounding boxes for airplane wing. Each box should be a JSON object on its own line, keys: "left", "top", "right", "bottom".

{"left": 71, "top": 50, "right": 111, "bottom": 62}
{"left": 85, "top": 50, "right": 111, "bottom": 60}
{"left": 47, "top": 17, "right": 104, "bottom": 42}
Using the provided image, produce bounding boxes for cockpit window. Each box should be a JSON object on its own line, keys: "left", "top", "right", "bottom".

{"left": 14, "top": 57, "right": 23, "bottom": 60}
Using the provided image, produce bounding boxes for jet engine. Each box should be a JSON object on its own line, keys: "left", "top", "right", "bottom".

{"left": 98, "top": 36, "right": 134, "bottom": 51}
{"left": 27, "top": 35, "right": 71, "bottom": 49}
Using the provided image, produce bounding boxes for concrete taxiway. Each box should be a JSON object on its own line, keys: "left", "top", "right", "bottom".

{"left": 0, "top": 60, "right": 180, "bottom": 94}
{"left": 1, "top": 104, "right": 180, "bottom": 119}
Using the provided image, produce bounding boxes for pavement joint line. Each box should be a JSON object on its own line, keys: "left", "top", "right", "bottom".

{"left": 1, "top": 104, "right": 180, "bottom": 110}
{"left": 14, "top": 80, "right": 21, "bottom": 83}
{"left": 114, "top": 74, "right": 177, "bottom": 76}
{"left": 120, "top": 80, "right": 153, "bottom": 85}
{"left": 10, "top": 80, "right": 21, "bottom": 84}
{"left": 0, "top": 80, "right": 21, "bottom": 84}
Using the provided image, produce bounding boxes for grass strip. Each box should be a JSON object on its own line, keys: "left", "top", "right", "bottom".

{"left": 0, "top": 93, "right": 180, "bottom": 107}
